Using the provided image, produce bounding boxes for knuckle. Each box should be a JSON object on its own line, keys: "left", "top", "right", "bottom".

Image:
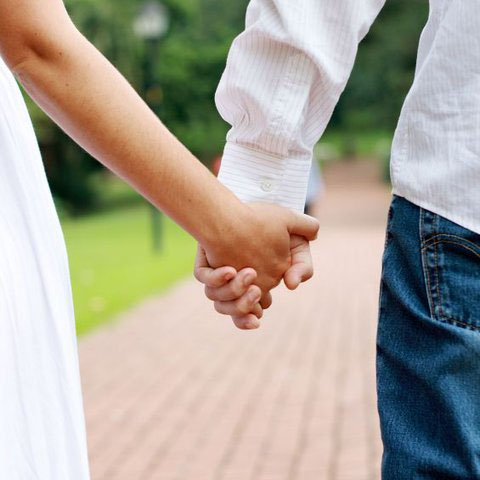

{"left": 236, "top": 299, "right": 251, "bottom": 315}
{"left": 234, "top": 318, "right": 253, "bottom": 330}
{"left": 232, "top": 282, "right": 244, "bottom": 297}
{"left": 225, "top": 284, "right": 240, "bottom": 300}
{"left": 204, "top": 286, "right": 216, "bottom": 301}
{"left": 251, "top": 285, "right": 262, "bottom": 297}
{"left": 193, "top": 269, "right": 202, "bottom": 282}
{"left": 232, "top": 317, "right": 247, "bottom": 330}
{"left": 214, "top": 301, "right": 226, "bottom": 315}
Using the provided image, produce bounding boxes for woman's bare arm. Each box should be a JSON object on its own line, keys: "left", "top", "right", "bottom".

{"left": 0, "top": 0, "right": 242, "bottom": 247}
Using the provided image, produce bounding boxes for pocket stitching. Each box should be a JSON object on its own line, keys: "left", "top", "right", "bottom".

{"left": 423, "top": 237, "right": 480, "bottom": 331}
{"left": 437, "top": 314, "right": 480, "bottom": 332}
{"left": 420, "top": 208, "right": 436, "bottom": 322}
{"left": 433, "top": 237, "right": 447, "bottom": 322}
{"left": 422, "top": 239, "right": 480, "bottom": 261}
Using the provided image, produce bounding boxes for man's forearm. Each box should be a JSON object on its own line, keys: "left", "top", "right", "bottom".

{"left": 216, "top": 0, "right": 386, "bottom": 210}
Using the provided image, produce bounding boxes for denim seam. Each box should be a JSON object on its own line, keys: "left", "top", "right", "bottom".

{"left": 433, "top": 235, "right": 448, "bottom": 322}
{"left": 419, "top": 208, "right": 436, "bottom": 321}
{"left": 425, "top": 233, "right": 480, "bottom": 248}
{"left": 434, "top": 314, "right": 480, "bottom": 333}
{"left": 423, "top": 233, "right": 478, "bottom": 245}
{"left": 422, "top": 240, "right": 480, "bottom": 260}
{"left": 432, "top": 212, "right": 451, "bottom": 323}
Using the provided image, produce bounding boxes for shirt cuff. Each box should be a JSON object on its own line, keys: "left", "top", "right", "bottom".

{"left": 217, "top": 142, "right": 312, "bottom": 212}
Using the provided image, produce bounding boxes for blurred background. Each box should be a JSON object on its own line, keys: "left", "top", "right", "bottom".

{"left": 24, "top": 0, "right": 428, "bottom": 336}
{"left": 25, "top": 1, "right": 429, "bottom": 478}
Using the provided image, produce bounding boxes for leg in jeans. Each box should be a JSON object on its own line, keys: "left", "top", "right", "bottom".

{"left": 377, "top": 195, "right": 480, "bottom": 479}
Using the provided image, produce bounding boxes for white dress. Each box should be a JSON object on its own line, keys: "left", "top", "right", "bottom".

{"left": 0, "top": 57, "right": 90, "bottom": 478}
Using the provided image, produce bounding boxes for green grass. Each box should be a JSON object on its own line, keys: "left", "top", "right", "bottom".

{"left": 62, "top": 202, "right": 196, "bottom": 336}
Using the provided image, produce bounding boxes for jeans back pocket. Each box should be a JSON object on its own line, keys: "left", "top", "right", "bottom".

{"left": 420, "top": 208, "right": 480, "bottom": 331}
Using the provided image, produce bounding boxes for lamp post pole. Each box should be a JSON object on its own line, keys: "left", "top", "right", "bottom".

{"left": 134, "top": 1, "right": 169, "bottom": 253}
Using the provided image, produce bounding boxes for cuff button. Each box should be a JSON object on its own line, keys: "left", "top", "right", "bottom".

{"left": 260, "top": 180, "right": 275, "bottom": 193}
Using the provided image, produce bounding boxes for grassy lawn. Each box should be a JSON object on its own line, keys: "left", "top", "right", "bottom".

{"left": 62, "top": 202, "right": 196, "bottom": 336}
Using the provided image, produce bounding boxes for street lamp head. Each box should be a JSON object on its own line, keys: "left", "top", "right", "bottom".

{"left": 134, "top": 1, "right": 169, "bottom": 40}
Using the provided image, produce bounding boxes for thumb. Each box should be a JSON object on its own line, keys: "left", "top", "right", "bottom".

{"left": 287, "top": 211, "right": 319, "bottom": 241}
{"left": 284, "top": 235, "right": 315, "bottom": 290}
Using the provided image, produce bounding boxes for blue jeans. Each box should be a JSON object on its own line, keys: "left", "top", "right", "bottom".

{"left": 377, "top": 195, "right": 480, "bottom": 479}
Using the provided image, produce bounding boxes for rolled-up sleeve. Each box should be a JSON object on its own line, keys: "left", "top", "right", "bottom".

{"left": 216, "top": 0, "right": 386, "bottom": 211}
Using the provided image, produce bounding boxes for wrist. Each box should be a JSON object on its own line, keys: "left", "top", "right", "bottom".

{"left": 199, "top": 200, "right": 255, "bottom": 259}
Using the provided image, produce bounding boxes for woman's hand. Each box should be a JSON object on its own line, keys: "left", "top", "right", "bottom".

{"left": 195, "top": 247, "right": 263, "bottom": 330}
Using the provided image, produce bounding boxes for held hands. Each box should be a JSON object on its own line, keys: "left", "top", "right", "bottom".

{"left": 194, "top": 203, "right": 319, "bottom": 330}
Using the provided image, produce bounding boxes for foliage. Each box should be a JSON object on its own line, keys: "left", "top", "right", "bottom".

{"left": 157, "top": 0, "right": 249, "bottom": 157}
{"left": 25, "top": 0, "right": 145, "bottom": 213}
{"left": 333, "top": 0, "right": 429, "bottom": 132}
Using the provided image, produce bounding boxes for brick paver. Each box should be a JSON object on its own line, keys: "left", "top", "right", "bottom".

{"left": 79, "top": 159, "right": 391, "bottom": 480}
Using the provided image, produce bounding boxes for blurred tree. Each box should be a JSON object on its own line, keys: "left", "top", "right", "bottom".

{"left": 155, "top": 0, "right": 249, "bottom": 158}
{"left": 334, "top": 0, "right": 429, "bottom": 132}
{"left": 25, "top": 0, "right": 144, "bottom": 213}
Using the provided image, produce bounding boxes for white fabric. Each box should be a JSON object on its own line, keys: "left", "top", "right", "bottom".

{"left": 0, "top": 57, "right": 90, "bottom": 478}
{"left": 216, "top": 0, "right": 480, "bottom": 234}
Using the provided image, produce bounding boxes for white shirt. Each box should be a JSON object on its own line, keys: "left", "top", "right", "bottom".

{"left": 216, "top": 0, "right": 480, "bottom": 235}
{"left": 0, "top": 57, "right": 90, "bottom": 479}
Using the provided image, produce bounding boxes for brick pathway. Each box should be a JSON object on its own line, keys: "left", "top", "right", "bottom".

{"left": 79, "top": 159, "right": 391, "bottom": 480}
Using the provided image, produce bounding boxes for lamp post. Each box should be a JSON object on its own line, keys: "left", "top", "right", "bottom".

{"left": 134, "top": 1, "right": 170, "bottom": 252}
{"left": 134, "top": 1, "right": 169, "bottom": 40}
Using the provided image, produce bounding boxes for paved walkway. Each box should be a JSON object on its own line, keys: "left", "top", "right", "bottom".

{"left": 79, "top": 159, "right": 391, "bottom": 480}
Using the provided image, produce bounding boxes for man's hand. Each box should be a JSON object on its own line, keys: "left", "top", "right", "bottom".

{"left": 195, "top": 233, "right": 317, "bottom": 330}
